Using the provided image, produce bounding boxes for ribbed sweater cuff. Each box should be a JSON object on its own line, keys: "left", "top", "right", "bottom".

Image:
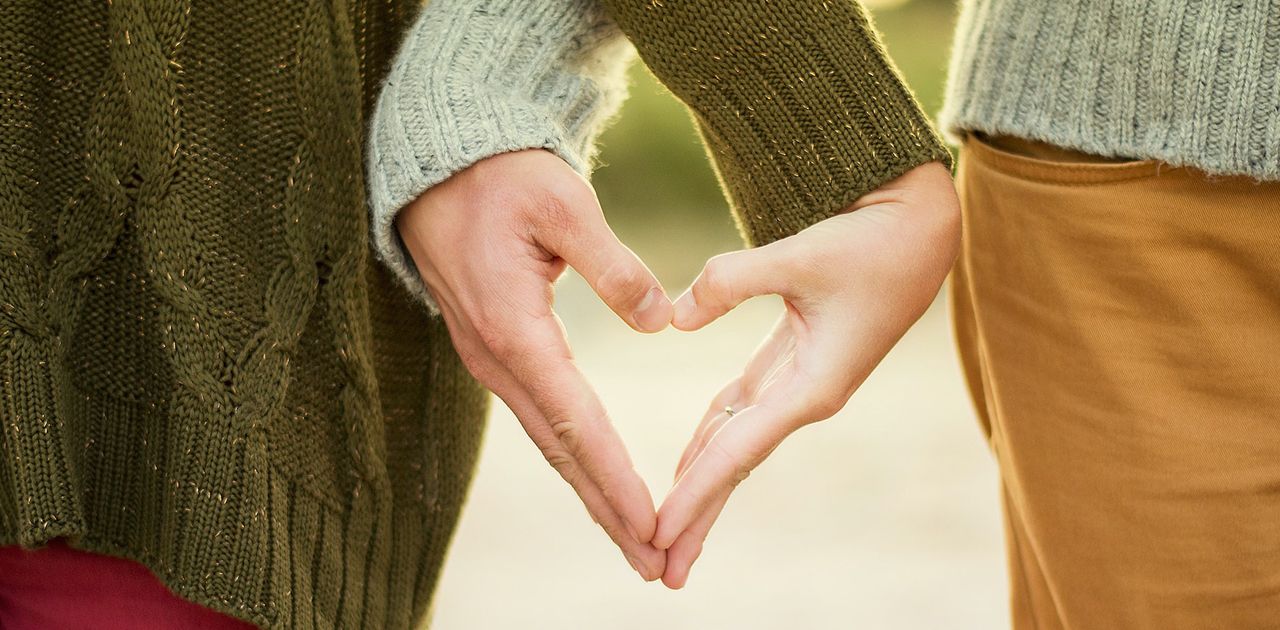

{"left": 602, "top": 0, "right": 952, "bottom": 246}
{"left": 367, "top": 0, "right": 634, "bottom": 312}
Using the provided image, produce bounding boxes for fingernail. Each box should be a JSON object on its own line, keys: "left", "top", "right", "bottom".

{"left": 632, "top": 287, "right": 669, "bottom": 332}
{"left": 672, "top": 291, "right": 696, "bottom": 326}
{"left": 623, "top": 552, "right": 644, "bottom": 575}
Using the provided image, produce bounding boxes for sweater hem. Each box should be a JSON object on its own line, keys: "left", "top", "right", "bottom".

{"left": 0, "top": 376, "right": 399, "bottom": 630}
{"left": 939, "top": 1, "right": 1280, "bottom": 182}
{"left": 941, "top": 112, "right": 1279, "bottom": 183}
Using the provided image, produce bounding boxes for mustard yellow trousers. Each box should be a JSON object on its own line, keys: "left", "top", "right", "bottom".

{"left": 953, "top": 135, "right": 1280, "bottom": 630}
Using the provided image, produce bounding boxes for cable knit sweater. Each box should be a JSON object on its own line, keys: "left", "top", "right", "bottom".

{"left": 0, "top": 0, "right": 945, "bottom": 628}
{"left": 942, "top": 0, "right": 1280, "bottom": 179}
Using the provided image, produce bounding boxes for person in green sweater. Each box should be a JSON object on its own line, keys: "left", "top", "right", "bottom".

{"left": 0, "top": 0, "right": 955, "bottom": 628}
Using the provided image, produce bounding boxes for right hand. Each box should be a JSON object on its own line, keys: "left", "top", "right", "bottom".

{"left": 395, "top": 149, "right": 672, "bottom": 580}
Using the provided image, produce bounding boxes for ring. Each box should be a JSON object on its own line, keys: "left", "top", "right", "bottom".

{"left": 724, "top": 406, "right": 736, "bottom": 417}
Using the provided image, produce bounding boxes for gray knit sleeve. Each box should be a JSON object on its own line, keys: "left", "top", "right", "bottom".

{"left": 366, "top": 0, "right": 635, "bottom": 312}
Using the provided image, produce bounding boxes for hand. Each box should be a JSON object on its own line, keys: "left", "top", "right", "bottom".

{"left": 654, "top": 161, "right": 961, "bottom": 588}
{"left": 395, "top": 149, "right": 674, "bottom": 580}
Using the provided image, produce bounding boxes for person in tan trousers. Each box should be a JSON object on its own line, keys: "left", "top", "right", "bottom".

{"left": 939, "top": 1, "right": 1280, "bottom": 628}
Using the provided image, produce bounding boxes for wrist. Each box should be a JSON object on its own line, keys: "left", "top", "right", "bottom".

{"left": 366, "top": 0, "right": 634, "bottom": 312}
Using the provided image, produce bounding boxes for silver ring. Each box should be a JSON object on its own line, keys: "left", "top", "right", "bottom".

{"left": 724, "top": 406, "right": 736, "bottom": 417}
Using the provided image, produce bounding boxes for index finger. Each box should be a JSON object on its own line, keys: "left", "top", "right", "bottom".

{"left": 653, "top": 396, "right": 802, "bottom": 550}
{"left": 493, "top": 308, "right": 659, "bottom": 545}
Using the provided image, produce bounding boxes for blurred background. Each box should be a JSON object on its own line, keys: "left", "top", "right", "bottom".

{"left": 433, "top": 1, "right": 1009, "bottom": 627}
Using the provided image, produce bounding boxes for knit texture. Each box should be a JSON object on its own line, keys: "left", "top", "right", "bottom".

{"left": 600, "top": 0, "right": 953, "bottom": 247}
{"left": 0, "top": 2, "right": 490, "bottom": 628}
{"left": 942, "top": 0, "right": 1280, "bottom": 179}
{"left": 0, "top": 1, "right": 949, "bottom": 628}
{"left": 367, "top": 0, "right": 635, "bottom": 312}
{"left": 369, "top": 0, "right": 954, "bottom": 316}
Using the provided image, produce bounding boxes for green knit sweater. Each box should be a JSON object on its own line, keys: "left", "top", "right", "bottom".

{"left": 0, "top": 1, "right": 946, "bottom": 628}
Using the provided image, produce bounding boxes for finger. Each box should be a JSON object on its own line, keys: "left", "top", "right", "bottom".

{"left": 675, "top": 317, "right": 794, "bottom": 481}
{"left": 495, "top": 311, "right": 659, "bottom": 545}
{"left": 567, "top": 457, "right": 667, "bottom": 582}
{"left": 672, "top": 243, "right": 793, "bottom": 331}
{"left": 662, "top": 488, "right": 732, "bottom": 589}
{"left": 522, "top": 354, "right": 659, "bottom": 545}
{"left": 502, "top": 382, "right": 667, "bottom": 581}
{"left": 536, "top": 192, "right": 671, "bottom": 333}
{"left": 676, "top": 404, "right": 739, "bottom": 484}
{"left": 443, "top": 314, "right": 666, "bottom": 579}
{"left": 654, "top": 399, "right": 800, "bottom": 550}
{"left": 674, "top": 379, "right": 743, "bottom": 482}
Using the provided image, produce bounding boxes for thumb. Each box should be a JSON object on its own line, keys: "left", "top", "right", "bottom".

{"left": 673, "top": 244, "right": 790, "bottom": 331}
{"left": 539, "top": 193, "right": 671, "bottom": 333}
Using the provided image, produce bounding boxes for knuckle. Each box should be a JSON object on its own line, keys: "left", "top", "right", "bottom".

{"left": 543, "top": 447, "right": 577, "bottom": 479}
{"left": 549, "top": 418, "right": 583, "bottom": 454}
{"left": 454, "top": 346, "right": 491, "bottom": 382}
{"left": 473, "top": 307, "right": 541, "bottom": 365}
{"left": 599, "top": 258, "right": 650, "bottom": 307}
{"left": 528, "top": 177, "right": 595, "bottom": 235}
{"left": 475, "top": 322, "right": 515, "bottom": 360}
{"left": 697, "top": 256, "right": 734, "bottom": 302}
{"left": 531, "top": 187, "right": 577, "bottom": 232}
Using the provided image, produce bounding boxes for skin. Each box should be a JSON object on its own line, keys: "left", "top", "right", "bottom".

{"left": 397, "top": 149, "right": 960, "bottom": 588}
{"left": 396, "top": 149, "right": 672, "bottom": 581}
{"left": 656, "top": 160, "right": 961, "bottom": 588}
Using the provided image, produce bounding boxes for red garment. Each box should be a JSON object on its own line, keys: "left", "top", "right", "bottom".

{"left": 0, "top": 539, "right": 255, "bottom": 629}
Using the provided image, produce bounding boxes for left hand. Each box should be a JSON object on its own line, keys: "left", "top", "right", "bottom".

{"left": 652, "top": 161, "right": 961, "bottom": 588}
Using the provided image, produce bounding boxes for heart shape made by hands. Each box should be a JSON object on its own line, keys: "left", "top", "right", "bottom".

{"left": 398, "top": 149, "right": 959, "bottom": 589}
